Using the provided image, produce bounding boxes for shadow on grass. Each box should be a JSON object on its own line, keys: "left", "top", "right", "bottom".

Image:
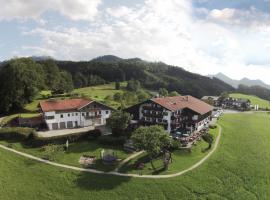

{"left": 76, "top": 172, "right": 131, "bottom": 191}
{"left": 119, "top": 153, "right": 166, "bottom": 175}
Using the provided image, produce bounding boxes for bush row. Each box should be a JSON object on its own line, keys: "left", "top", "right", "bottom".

{"left": 0, "top": 127, "right": 104, "bottom": 147}
{"left": 0, "top": 127, "right": 35, "bottom": 140}
{"left": 97, "top": 135, "right": 126, "bottom": 146}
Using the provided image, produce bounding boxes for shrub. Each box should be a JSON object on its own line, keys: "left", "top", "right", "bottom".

{"left": 171, "top": 140, "right": 181, "bottom": 150}
{"left": 98, "top": 135, "right": 126, "bottom": 146}
{"left": 0, "top": 127, "right": 35, "bottom": 140}
{"left": 209, "top": 124, "right": 217, "bottom": 129}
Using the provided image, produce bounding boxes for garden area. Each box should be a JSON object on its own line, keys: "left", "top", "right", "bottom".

{"left": 0, "top": 127, "right": 132, "bottom": 172}
{"left": 118, "top": 127, "right": 218, "bottom": 175}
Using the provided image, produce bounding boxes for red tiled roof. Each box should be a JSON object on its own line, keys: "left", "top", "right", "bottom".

{"left": 152, "top": 95, "right": 213, "bottom": 115}
{"left": 40, "top": 99, "right": 92, "bottom": 112}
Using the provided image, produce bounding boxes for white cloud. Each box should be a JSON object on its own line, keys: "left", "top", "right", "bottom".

{"left": 207, "top": 7, "right": 270, "bottom": 28}
{"left": 0, "top": 0, "right": 101, "bottom": 21}
{"left": 16, "top": 0, "right": 270, "bottom": 84}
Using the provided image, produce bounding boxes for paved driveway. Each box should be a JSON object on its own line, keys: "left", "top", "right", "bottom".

{"left": 36, "top": 126, "right": 95, "bottom": 138}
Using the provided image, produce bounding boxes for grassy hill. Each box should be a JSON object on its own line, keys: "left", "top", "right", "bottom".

{"left": 1, "top": 113, "right": 270, "bottom": 199}
{"left": 56, "top": 56, "right": 234, "bottom": 98}
{"left": 230, "top": 93, "right": 270, "bottom": 109}
{"left": 71, "top": 82, "right": 127, "bottom": 108}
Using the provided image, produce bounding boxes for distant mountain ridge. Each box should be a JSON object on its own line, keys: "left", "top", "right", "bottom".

{"left": 91, "top": 55, "right": 143, "bottom": 63}
{"left": 209, "top": 73, "right": 270, "bottom": 90}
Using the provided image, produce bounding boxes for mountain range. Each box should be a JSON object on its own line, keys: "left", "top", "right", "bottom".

{"left": 208, "top": 73, "right": 270, "bottom": 90}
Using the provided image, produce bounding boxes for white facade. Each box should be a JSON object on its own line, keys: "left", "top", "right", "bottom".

{"left": 43, "top": 105, "right": 112, "bottom": 131}
{"left": 138, "top": 102, "right": 211, "bottom": 133}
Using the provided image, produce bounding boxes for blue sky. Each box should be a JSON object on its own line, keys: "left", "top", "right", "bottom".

{"left": 1, "top": 0, "right": 270, "bottom": 83}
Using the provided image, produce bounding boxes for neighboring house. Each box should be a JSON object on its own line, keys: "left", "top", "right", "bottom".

{"left": 125, "top": 96, "right": 213, "bottom": 133}
{"left": 40, "top": 98, "right": 113, "bottom": 130}
{"left": 221, "top": 97, "right": 251, "bottom": 111}
{"left": 201, "top": 96, "right": 221, "bottom": 107}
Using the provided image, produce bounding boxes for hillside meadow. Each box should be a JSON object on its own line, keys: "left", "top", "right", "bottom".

{"left": 230, "top": 93, "right": 270, "bottom": 109}
{"left": 1, "top": 113, "right": 270, "bottom": 199}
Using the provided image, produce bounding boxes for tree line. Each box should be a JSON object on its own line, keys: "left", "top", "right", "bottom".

{"left": 237, "top": 84, "right": 270, "bottom": 101}
{"left": 56, "top": 57, "right": 235, "bottom": 98}
{"left": 0, "top": 58, "right": 73, "bottom": 113}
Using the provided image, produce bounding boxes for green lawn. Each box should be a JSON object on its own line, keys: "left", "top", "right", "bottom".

{"left": 230, "top": 93, "right": 270, "bottom": 109}
{"left": 119, "top": 128, "right": 218, "bottom": 175}
{"left": 2, "top": 113, "right": 270, "bottom": 199}
{"left": 0, "top": 140, "right": 130, "bottom": 172}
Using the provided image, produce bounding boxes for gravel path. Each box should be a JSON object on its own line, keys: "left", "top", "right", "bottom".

{"left": 0, "top": 124, "right": 222, "bottom": 179}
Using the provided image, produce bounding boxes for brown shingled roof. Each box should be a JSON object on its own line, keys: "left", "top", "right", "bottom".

{"left": 40, "top": 99, "right": 92, "bottom": 112}
{"left": 152, "top": 95, "right": 213, "bottom": 115}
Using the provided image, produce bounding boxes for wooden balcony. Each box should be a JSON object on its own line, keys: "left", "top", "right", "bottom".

{"left": 142, "top": 106, "right": 164, "bottom": 111}
{"left": 142, "top": 112, "right": 163, "bottom": 118}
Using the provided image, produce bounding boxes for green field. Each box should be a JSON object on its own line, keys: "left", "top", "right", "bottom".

{"left": 230, "top": 93, "right": 270, "bottom": 109}
{"left": 1, "top": 113, "right": 270, "bottom": 199}
{"left": 71, "top": 82, "right": 127, "bottom": 108}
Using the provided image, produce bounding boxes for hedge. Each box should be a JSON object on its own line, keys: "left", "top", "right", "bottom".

{"left": 0, "top": 127, "right": 35, "bottom": 140}
{"left": 98, "top": 135, "right": 126, "bottom": 146}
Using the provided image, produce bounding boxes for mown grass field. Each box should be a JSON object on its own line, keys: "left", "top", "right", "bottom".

{"left": 1, "top": 113, "right": 270, "bottom": 199}
{"left": 72, "top": 82, "right": 127, "bottom": 108}
{"left": 230, "top": 93, "right": 270, "bottom": 109}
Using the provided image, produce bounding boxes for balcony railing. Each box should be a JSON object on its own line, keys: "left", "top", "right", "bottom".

{"left": 85, "top": 115, "right": 102, "bottom": 119}
{"left": 142, "top": 106, "right": 164, "bottom": 111}
{"left": 142, "top": 112, "right": 163, "bottom": 118}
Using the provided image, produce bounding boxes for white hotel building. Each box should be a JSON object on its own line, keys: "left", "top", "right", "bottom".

{"left": 40, "top": 99, "right": 113, "bottom": 130}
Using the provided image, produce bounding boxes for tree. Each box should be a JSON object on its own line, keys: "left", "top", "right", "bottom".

{"left": 107, "top": 110, "right": 132, "bottom": 137}
{"left": 126, "top": 79, "right": 141, "bottom": 91}
{"left": 202, "top": 133, "right": 214, "bottom": 150}
{"left": 113, "top": 92, "right": 122, "bottom": 101}
{"left": 131, "top": 126, "right": 172, "bottom": 170}
{"left": 136, "top": 90, "right": 150, "bottom": 102}
{"left": 41, "top": 59, "right": 61, "bottom": 93}
{"left": 74, "top": 72, "right": 87, "bottom": 88}
{"left": 122, "top": 91, "right": 138, "bottom": 105}
{"left": 0, "top": 58, "right": 45, "bottom": 112}
{"left": 169, "top": 91, "right": 180, "bottom": 97}
{"left": 220, "top": 92, "right": 229, "bottom": 100}
{"left": 115, "top": 80, "right": 120, "bottom": 90}
{"left": 56, "top": 71, "right": 74, "bottom": 93}
{"left": 159, "top": 88, "right": 169, "bottom": 97}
